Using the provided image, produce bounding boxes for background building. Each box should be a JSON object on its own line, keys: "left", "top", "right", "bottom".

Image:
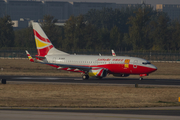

{"left": 156, "top": 4, "right": 180, "bottom": 20}
{"left": 0, "top": 0, "right": 151, "bottom": 29}
{"left": 43, "top": 1, "right": 69, "bottom": 20}
{"left": 7, "top": 0, "right": 43, "bottom": 20}
{"left": 70, "top": 2, "right": 116, "bottom": 16}
{"left": 0, "top": 0, "right": 6, "bottom": 17}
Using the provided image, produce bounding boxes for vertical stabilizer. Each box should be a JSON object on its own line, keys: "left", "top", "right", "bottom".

{"left": 32, "top": 22, "right": 68, "bottom": 56}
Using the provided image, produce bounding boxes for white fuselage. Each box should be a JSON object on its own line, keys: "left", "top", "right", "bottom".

{"left": 44, "top": 54, "right": 157, "bottom": 75}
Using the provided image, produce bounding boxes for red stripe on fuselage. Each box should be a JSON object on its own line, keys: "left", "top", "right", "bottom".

{"left": 90, "top": 64, "right": 156, "bottom": 75}
{"left": 46, "top": 63, "right": 156, "bottom": 75}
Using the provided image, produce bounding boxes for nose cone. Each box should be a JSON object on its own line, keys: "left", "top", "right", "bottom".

{"left": 149, "top": 64, "right": 157, "bottom": 73}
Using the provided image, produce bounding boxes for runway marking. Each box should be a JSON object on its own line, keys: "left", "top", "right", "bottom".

{"left": 156, "top": 80, "right": 180, "bottom": 82}
{"left": 13, "top": 77, "right": 71, "bottom": 80}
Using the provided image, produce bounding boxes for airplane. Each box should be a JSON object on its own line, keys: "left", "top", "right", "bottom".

{"left": 26, "top": 22, "right": 157, "bottom": 80}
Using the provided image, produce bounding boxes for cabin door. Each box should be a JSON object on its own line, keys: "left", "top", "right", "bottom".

{"left": 133, "top": 60, "right": 138, "bottom": 69}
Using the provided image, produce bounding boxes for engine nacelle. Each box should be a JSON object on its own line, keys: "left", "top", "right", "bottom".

{"left": 88, "top": 68, "right": 107, "bottom": 78}
{"left": 113, "top": 74, "right": 130, "bottom": 77}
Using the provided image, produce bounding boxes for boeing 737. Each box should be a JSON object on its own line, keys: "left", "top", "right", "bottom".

{"left": 26, "top": 22, "right": 157, "bottom": 80}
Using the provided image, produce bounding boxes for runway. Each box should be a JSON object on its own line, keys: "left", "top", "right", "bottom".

{"left": 1, "top": 75, "right": 180, "bottom": 119}
{"left": 1, "top": 75, "right": 180, "bottom": 86}
{"left": 1, "top": 107, "right": 180, "bottom": 120}
{"left": 1, "top": 110, "right": 180, "bottom": 120}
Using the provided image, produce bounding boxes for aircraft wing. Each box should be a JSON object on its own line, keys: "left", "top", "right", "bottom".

{"left": 42, "top": 62, "right": 91, "bottom": 72}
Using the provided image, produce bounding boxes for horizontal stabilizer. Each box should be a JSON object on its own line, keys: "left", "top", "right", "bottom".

{"left": 35, "top": 56, "right": 46, "bottom": 59}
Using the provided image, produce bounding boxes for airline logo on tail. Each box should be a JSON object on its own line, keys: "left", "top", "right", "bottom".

{"left": 34, "top": 30, "right": 52, "bottom": 48}
{"left": 32, "top": 23, "right": 54, "bottom": 57}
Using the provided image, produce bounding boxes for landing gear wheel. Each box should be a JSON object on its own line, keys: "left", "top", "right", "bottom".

{"left": 1, "top": 79, "right": 6, "bottom": 84}
{"left": 82, "top": 75, "right": 89, "bottom": 80}
{"left": 99, "top": 77, "right": 103, "bottom": 79}
{"left": 139, "top": 77, "right": 143, "bottom": 81}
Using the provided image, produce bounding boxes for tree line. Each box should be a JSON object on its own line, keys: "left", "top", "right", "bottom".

{"left": 0, "top": 5, "right": 180, "bottom": 52}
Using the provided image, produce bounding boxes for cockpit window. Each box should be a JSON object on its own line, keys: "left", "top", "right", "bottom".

{"left": 142, "top": 62, "right": 151, "bottom": 65}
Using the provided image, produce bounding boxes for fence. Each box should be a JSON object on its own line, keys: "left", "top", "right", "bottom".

{"left": 0, "top": 50, "right": 180, "bottom": 61}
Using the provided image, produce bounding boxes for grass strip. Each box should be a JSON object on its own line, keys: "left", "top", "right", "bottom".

{"left": 0, "top": 84, "right": 180, "bottom": 108}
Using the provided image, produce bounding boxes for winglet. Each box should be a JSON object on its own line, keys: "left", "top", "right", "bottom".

{"left": 25, "top": 50, "right": 34, "bottom": 62}
{"left": 111, "top": 49, "right": 116, "bottom": 56}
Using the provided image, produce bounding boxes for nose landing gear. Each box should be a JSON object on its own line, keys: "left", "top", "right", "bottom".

{"left": 139, "top": 74, "right": 148, "bottom": 80}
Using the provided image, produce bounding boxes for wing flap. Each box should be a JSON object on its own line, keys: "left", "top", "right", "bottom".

{"left": 42, "top": 62, "right": 91, "bottom": 72}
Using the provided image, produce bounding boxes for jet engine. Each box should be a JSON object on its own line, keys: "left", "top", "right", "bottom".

{"left": 88, "top": 68, "right": 107, "bottom": 78}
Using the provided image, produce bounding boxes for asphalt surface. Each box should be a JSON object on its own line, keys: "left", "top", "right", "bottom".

{"left": 1, "top": 107, "right": 180, "bottom": 116}
{"left": 1, "top": 110, "right": 180, "bottom": 120}
{"left": 1, "top": 75, "right": 180, "bottom": 119}
{"left": 1, "top": 75, "right": 180, "bottom": 86}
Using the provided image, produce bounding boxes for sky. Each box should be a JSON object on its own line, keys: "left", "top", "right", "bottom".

{"left": 54, "top": 0, "right": 180, "bottom": 8}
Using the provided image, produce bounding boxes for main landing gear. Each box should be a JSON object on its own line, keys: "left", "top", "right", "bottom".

{"left": 139, "top": 77, "right": 143, "bottom": 80}
{"left": 82, "top": 74, "right": 89, "bottom": 80}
